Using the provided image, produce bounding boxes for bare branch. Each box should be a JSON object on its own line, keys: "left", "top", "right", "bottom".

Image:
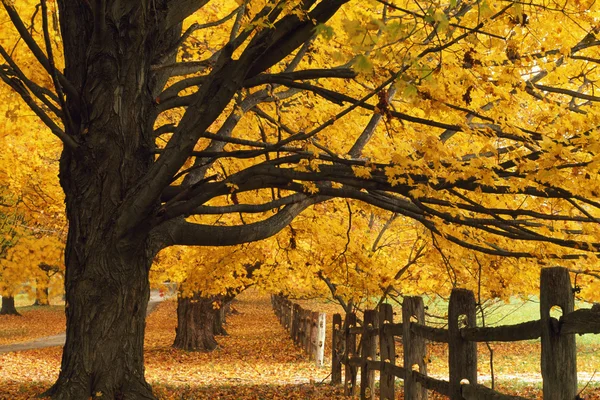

{"left": 1, "top": 1, "right": 79, "bottom": 102}
{"left": 0, "top": 69, "right": 78, "bottom": 150}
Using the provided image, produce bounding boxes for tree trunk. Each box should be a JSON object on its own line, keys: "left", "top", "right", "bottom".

{"left": 45, "top": 244, "right": 154, "bottom": 400}
{"left": 33, "top": 282, "right": 50, "bottom": 306}
{"left": 0, "top": 296, "right": 20, "bottom": 316}
{"left": 213, "top": 305, "right": 228, "bottom": 336}
{"left": 173, "top": 293, "right": 219, "bottom": 351}
{"left": 42, "top": 2, "right": 182, "bottom": 398}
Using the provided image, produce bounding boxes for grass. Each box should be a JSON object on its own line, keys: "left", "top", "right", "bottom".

{"left": 292, "top": 294, "right": 600, "bottom": 395}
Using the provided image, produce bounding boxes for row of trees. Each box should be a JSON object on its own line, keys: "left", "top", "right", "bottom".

{"left": 2, "top": 0, "right": 600, "bottom": 398}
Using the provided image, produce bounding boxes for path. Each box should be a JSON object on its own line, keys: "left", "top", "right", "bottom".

{"left": 0, "top": 290, "right": 165, "bottom": 354}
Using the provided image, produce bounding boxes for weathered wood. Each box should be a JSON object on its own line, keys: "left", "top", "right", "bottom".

{"left": 379, "top": 304, "right": 396, "bottom": 400}
{"left": 461, "top": 320, "right": 542, "bottom": 342}
{"left": 332, "top": 313, "right": 343, "bottom": 385}
{"left": 461, "top": 383, "right": 529, "bottom": 400}
{"left": 411, "top": 323, "right": 449, "bottom": 343}
{"left": 310, "top": 311, "right": 319, "bottom": 361}
{"left": 361, "top": 310, "right": 378, "bottom": 400}
{"left": 349, "top": 326, "right": 363, "bottom": 335}
{"left": 403, "top": 297, "right": 427, "bottom": 400}
{"left": 413, "top": 371, "right": 451, "bottom": 397}
{"left": 540, "top": 267, "right": 577, "bottom": 400}
{"left": 284, "top": 299, "right": 292, "bottom": 331}
{"left": 297, "top": 309, "right": 303, "bottom": 348}
{"left": 292, "top": 304, "right": 301, "bottom": 344}
{"left": 561, "top": 308, "right": 600, "bottom": 335}
{"left": 348, "top": 356, "right": 362, "bottom": 366}
{"left": 448, "top": 288, "right": 477, "bottom": 400}
{"left": 381, "top": 322, "right": 403, "bottom": 337}
{"left": 304, "top": 310, "right": 311, "bottom": 354}
{"left": 376, "top": 360, "right": 406, "bottom": 380}
{"left": 344, "top": 312, "right": 358, "bottom": 396}
{"left": 315, "top": 312, "right": 326, "bottom": 367}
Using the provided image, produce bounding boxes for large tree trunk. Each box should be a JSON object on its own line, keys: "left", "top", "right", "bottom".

{"left": 45, "top": 242, "right": 154, "bottom": 400}
{"left": 0, "top": 296, "right": 20, "bottom": 316}
{"left": 43, "top": 2, "right": 181, "bottom": 398}
{"left": 173, "top": 293, "right": 219, "bottom": 351}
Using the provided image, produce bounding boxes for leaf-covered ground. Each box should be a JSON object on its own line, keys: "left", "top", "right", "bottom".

{"left": 1, "top": 291, "right": 600, "bottom": 399}
{"left": 0, "top": 305, "right": 65, "bottom": 346}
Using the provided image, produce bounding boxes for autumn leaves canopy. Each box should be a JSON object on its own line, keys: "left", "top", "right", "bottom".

{"left": 2, "top": 0, "right": 600, "bottom": 398}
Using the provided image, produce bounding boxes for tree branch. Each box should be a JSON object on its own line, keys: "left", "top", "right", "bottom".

{"left": 0, "top": 68, "right": 78, "bottom": 150}
{"left": 1, "top": 1, "right": 79, "bottom": 102}
{"left": 159, "top": 200, "right": 319, "bottom": 247}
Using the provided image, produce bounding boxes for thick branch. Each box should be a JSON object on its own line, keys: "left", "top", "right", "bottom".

{"left": 160, "top": 200, "right": 318, "bottom": 247}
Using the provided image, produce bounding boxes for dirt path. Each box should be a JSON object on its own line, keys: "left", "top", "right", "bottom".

{"left": 0, "top": 290, "right": 165, "bottom": 354}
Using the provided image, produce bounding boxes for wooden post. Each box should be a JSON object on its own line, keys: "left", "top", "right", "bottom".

{"left": 296, "top": 306, "right": 303, "bottom": 346}
{"left": 332, "top": 313, "right": 343, "bottom": 384}
{"left": 315, "top": 312, "right": 326, "bottom": 367}
{"left": 541, "top": 267, "right": 577, "bottom": 400}
{"left": 285, "top": 300, "right": 291, "bottom": 331}
{"left": 309, "top": 311, "right": 320, "bottom": 362}
{"left": 344, "top": 312, "right": 358, "bottom": 396}
{"left": 449, "top": 288, "right": 477, "bottom": 400}
{"left": 361, "top": 310, "right": 378, "bottom": 400}
{"left": 304, "top": 310, "right": 312, "bottom": 355}
{"left": 403, "top": 296, "right": 427, "bottom": 400}
{"left": 292, "top": 304, "right": 301, "bottom": 344}
{"left": 379, "top": 304, "right": 395, "bottom": 400}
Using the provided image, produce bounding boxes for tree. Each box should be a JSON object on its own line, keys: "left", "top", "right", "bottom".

{"left": 2, "top": 0, "right": 600, "bottom": 398}
{"left": 151, "top": 243, "right": 265, "bottom": 351}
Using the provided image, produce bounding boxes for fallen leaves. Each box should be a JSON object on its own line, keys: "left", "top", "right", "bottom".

{"left": 1, "top": 291, "right": 600, "bottom": 399}
{"left": 0, "top": 306, "right": 65, "bottom": 346}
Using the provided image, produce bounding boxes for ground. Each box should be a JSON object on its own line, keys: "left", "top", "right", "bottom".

{"left": 0, "top": 291, "right": 599, "bottom": 399}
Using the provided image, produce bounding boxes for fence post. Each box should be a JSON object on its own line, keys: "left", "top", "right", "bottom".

{"left": 541, "top": 267, "right": 577, "bottom": 400}
{"left": 379, "top": 304, "right": 395, "bottom": 400}
{"left": 361, "top": 310, "right": 378, "bottom": 400}
{"left": 310, "top": 311, "right": 318, "bottom": 361}
{"left": 403, "top": 296, "right": 427, "bottom": 400}
{"left": 344, "top": 312, "right": 358, "bottom": 396}
{"left": 332, "top": 313, "right": 343, "bottom": 384}
{"left": 287, "top": 300, "right": 292, "bottom": 331}
{"left": 448, "top": 288, "right": 477, "bottom": 400}
{"left": 304, "top": 310, "right": 311, "bottom": 354}
{"left": 292, "top": 304, "right": 300, "bottom": 344}
{"left": 315, "top": 312, "right": 326, "bottom": 367}
{"left": 296, "top": 306, "right": 303, "bottom": 346}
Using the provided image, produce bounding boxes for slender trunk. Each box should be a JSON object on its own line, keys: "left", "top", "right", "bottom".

{"left": 0, "top": 296, "right": 20, "bottom": 316}
{"left": 173, "top": 293, "right": 218, "bottom": 351}
{"left": 34, "top": 281, "right": 50, "bottom": 306}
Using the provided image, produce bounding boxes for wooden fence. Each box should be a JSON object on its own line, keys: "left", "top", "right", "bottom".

{"left": 331, "top": 267, "right": 600, "bottom": 400}
{"left": 271, "top": 295, "right": 327, "bottom": 367}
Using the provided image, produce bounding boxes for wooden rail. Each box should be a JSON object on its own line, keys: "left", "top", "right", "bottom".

{"left": 330, "top": 266, "right": 600, "bottom": 399}
{"left": 271, "top": 295, "right": 326, "bottom": 367}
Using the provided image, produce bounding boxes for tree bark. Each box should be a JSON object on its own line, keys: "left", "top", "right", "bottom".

{"left": 40, "top": 2, "right": 182, "bottom": 398}
{"left": 0, "top": 296, "right": 20, "bottom": 316}
{"left": 45, "top": 245, "right": 155, "bottom": 400}
{"left": 173, "top": 293, "right": 219, "bottom": 351}
{"left": 34, "top": 281, "right": 50, "bottom": 306}
{"left": 213, "top": 304, "right": 228, "bottom": 336}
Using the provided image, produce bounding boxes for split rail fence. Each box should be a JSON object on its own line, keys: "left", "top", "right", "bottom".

{"left": 331, "top": 266, "right": 600, "bottom": 400}
{"left": 271, "top": 295, "right": 326, "bottom": 366}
